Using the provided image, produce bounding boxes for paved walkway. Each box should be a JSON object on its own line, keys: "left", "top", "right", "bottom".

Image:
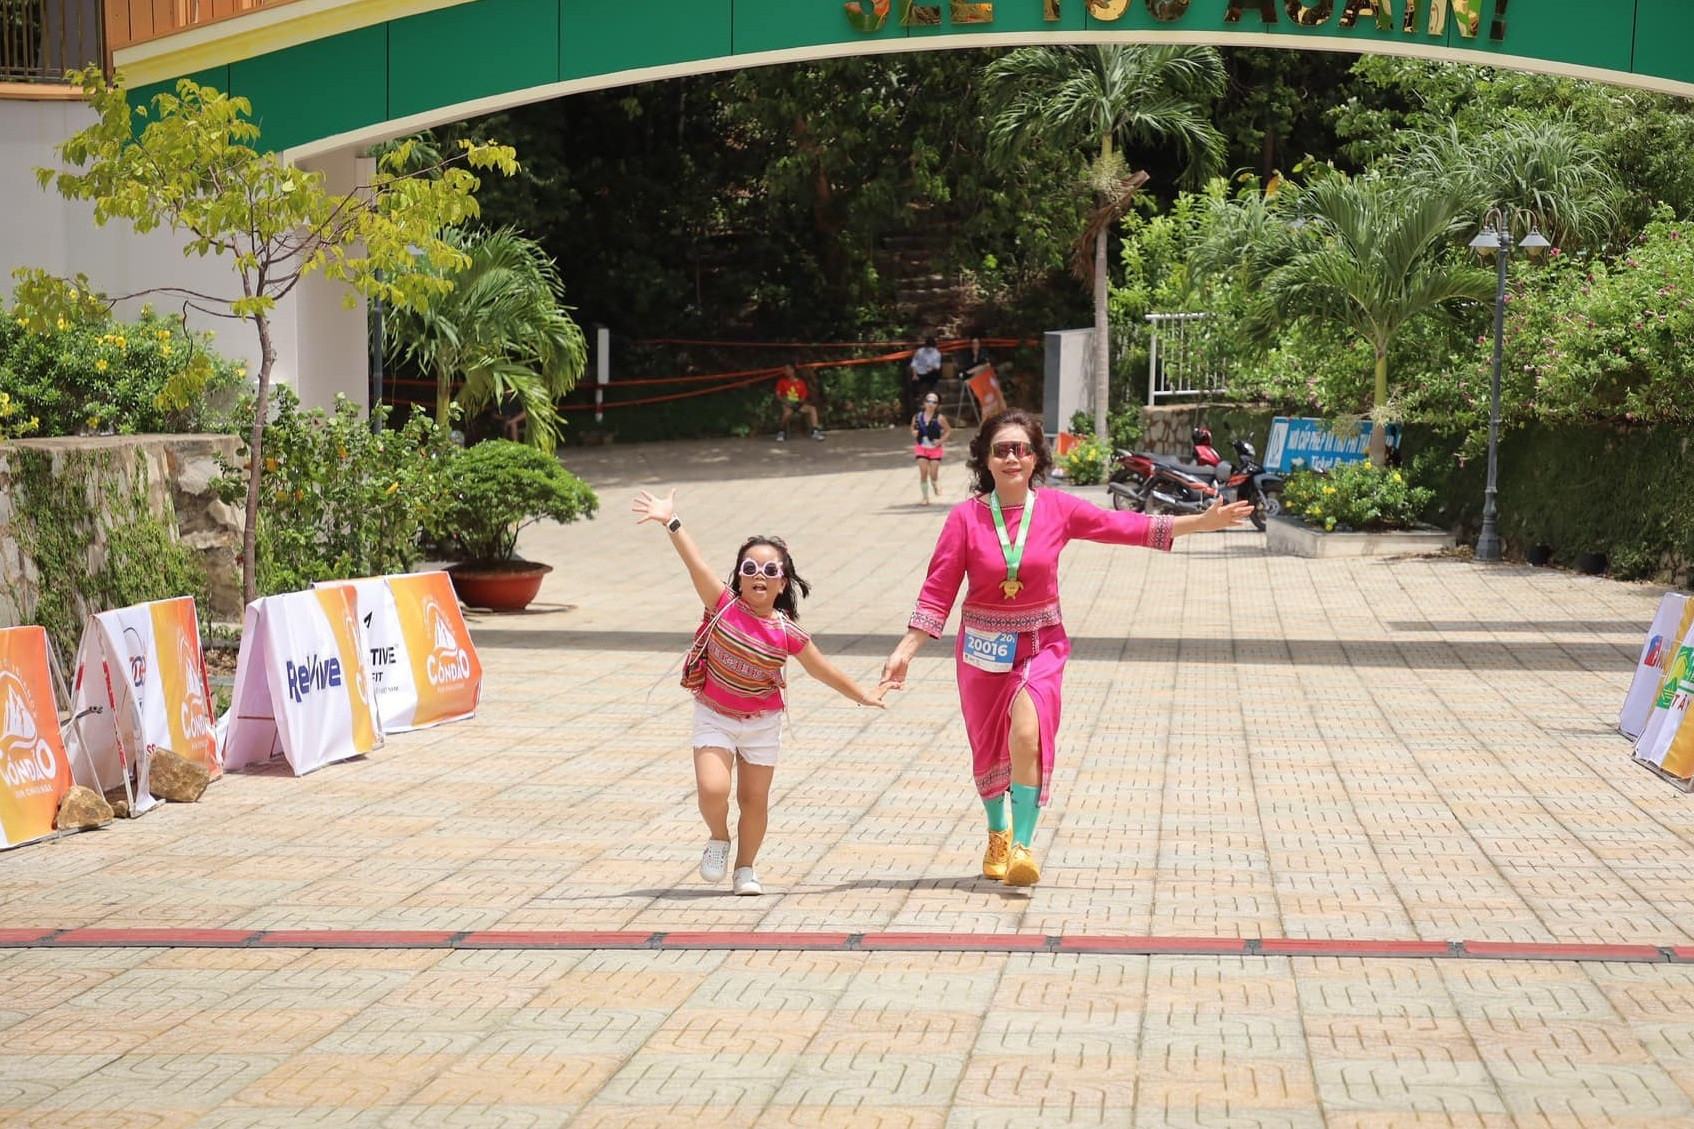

{"left": 4, "top": 426, "right": 1692, "bottom": 1127}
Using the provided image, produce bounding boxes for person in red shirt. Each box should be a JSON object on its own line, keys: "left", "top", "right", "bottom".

{"left": 774, "top": 363, "right": 824, "bottom": 442}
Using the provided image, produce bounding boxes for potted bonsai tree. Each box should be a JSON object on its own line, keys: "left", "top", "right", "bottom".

{"left": 438, "top": 440, "right": 598, "bottom": 611}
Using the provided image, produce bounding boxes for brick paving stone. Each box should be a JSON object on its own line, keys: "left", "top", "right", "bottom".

{"left": 8, "top": 431, "right": 1694, "bottom": 1124}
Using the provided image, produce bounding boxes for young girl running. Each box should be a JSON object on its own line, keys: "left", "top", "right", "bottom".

{"left": 634, "top": 488, "right": 887, "bottom": 895}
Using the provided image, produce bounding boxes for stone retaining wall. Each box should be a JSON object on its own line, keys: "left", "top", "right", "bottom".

{"left": 0, "top": 434, "right": 245, "bottom": 627}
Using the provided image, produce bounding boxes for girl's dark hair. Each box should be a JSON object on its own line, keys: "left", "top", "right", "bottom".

{"left": 730, "top": 535, "right": 810, "bottom": 621}
{"left": 966, "top": 409, "right": 1052, "bottom": 496}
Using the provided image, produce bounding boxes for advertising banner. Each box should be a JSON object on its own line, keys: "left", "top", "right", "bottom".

{"left": 64, "top": 596, "right": 218, "bottom": 815}
{"left": 0, "top": 626, "right": 75, "bottom": 850}
{"left": 1621, "top": 594, "right": 1693, "bottom": 739}
{"left": 968, "top": 366, "right": 1006, "bottom": 419}
{"left": 1263, "top": 417, "right": 1403, "bottom": 473}
{"left": 1633, "top": 617, "right": 1694, "bottom": 788}
{"left": 221, "top": 587, "right": 380, "bottom": 776}
{"left": 315, "top": 571, "right": 482, "bottom": 733}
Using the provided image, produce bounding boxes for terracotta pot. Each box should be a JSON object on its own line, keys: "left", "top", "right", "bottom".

{"left": 448, "top": 561, "right": 553, "bottom": 612}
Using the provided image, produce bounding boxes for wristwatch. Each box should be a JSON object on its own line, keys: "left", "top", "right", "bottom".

{"left": 666, "top": 516, "right": 683, "bottom": 533}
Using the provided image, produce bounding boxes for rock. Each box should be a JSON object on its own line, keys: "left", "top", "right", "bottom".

{"left": 55, "top": 786, "right": 114, "bottom": 830}
{"left": 149, "top": 749, "right": 210, "bottom": 803}
{"left": 111, "top": 799, "right": 130, "bottom": 820}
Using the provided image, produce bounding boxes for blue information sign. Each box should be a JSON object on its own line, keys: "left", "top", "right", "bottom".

{"left": 1262, "top": 418, "right": 1401, "bottom": 474}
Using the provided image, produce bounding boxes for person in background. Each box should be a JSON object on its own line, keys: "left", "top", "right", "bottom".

{"left": 911, "top": 391, "right": 952, "bottom": 505}
{"left": 774, "top": 362, "right": 824, "bottom": 442}
{"left": 959, "top": 335, "right": 993, "bottom": 382}
{"left": 909, "top": 335, "right": 943, "bottom": 415}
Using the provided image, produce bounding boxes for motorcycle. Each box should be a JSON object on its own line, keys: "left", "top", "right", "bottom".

{"left": 1107, "top": 428, "right": 1284, "bottom": 531}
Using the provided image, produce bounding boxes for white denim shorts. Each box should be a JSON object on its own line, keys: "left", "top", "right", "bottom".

{"left": 692, "top": 700, "right": 784, "bottom": 767}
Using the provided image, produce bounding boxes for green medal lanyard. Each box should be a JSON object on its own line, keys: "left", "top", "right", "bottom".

{"left": 990, "top": 490, "right": 1035, "bottom": 599}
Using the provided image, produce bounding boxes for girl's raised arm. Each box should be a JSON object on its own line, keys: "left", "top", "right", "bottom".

{"left": 633, "top": 489, "right": 725, "bottom": 608}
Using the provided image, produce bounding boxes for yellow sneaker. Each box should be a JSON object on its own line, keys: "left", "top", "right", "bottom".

{"left": 1003, "top": 843, "right": 1041, "bottom": 887}
{"left": 982, "top": 829, "right": 1011, "bottom": 880}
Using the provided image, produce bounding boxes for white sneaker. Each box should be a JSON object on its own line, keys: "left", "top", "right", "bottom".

{"left": 699, "top": 840, "right": 730, "bottom": 883}
{"left": 732, "top": 866, "right": 763, "bottom": 896}
{"left": 775, "top": 431, "right": 787, "bottom": 443}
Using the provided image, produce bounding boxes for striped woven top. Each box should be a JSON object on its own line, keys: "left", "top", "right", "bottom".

{"left": 696, "top": 588, "right": 810, "bottom": 715}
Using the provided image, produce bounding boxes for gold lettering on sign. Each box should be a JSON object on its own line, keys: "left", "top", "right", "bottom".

{"left": 1146, "top": 0, "right": 1192, "bottom": 19}
{"left": 1338, "top": 0, "right": 1392, "bottom": 30}
{"left": 1088, "top": 0, "right": 1129, "bottom": 18}
{"left": 952, "top": 0, "right": 995, "bottom": 21}
{"left": 1405, "top": 0, "right": 1480, "bottom": 38}
{"left": 1225, "top": 0, "right": 1279, "bottom": 24}
{"left": 901, "top": 0, "right": 943, "bottom": 26}
{"left": 1284, "top": 0, "right": 1333, "bottom": 25}
{"left": 844, "top": 0, "right": 891, "bottom": 32}
{"left": 1045, "top": 0, "right": 1060, "bottom": 16}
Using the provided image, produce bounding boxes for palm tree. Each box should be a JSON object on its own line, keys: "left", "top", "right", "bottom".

{"left": 985, "top": 44, "right": 1225, "bottom": 446}
{"left": 1202, "top": 174, "right": 1494, "bottom": 464}
{"left": 1392, "top": 118, "right": 1620, "bottom": 250}
{"left": 384, "top": 227, "right": 587, "bottom": 452}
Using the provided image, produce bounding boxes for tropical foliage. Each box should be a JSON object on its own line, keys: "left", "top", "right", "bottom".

{"left": 436, "top": 440, "right": 599, "bottom": 565}
{"left": 0, "top": 303, "right": 244, "bottom": 437}
{"left": 383, "top": 226, "right": 587, "bottom": 451}
{"left": 1281, "top": 461, "right": 1433, "bottom": 532}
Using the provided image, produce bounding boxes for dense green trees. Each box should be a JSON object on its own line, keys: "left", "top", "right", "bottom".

{"left": 984, "top": 45, "right": 1225, "bottom": 445}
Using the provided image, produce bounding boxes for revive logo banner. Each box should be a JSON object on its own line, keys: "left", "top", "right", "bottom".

{"left": 1621, "top": 594, "right": 1693, "bottom": 740}
{"left": 222, "top": 587, "right": 379, "bottom": 777}
{"left": 0, "top": 626, "right": 74, "bottom": 850}
{"left": 315, "top": 572, "right": 482, "bottom": 733}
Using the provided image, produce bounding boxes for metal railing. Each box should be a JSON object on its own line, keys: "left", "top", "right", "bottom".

{"left": 1, "top": 0, "right": 103, "bottom": 82}
{"left": 1145, "top": 311, "right": 1229, "bottom": 406}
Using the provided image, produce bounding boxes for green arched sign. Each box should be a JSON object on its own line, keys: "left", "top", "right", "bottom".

{"left": 118, "top": 0, "right": 1694, "bottom": 158}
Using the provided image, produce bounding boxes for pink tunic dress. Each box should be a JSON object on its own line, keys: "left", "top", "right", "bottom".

{"left": 907, "top": 490, "right": 1174, "bottom": 804}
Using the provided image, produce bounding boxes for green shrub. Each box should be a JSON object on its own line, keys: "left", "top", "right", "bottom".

{"left": 0, "top": 303, "right": 244, "bottom": 436}
{"left": 218, "top": 389, "right": 456, "bottom": 595}
{"left": 437, "top": 440, "right": 599, "bottom": 563}
{"left": 1059, "top": 436, "right": 1107, "bottom": 486}
{"left": 1282, "top": 460, "right": 1432, "bottom": 532}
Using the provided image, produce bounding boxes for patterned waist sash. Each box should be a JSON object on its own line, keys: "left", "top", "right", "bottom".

{"left": 959, "top": 598, "right": 1061, "bottom": 634}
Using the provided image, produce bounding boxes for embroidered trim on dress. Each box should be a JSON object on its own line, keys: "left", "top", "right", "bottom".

{"left": 976, "top": 761, "right": 1012, "bottom": 801}
{"left": 960, "top": 599, "right": 1061, "bottom": 634}
{"left": 909, "top": 605, "right": 949, "bottom": 638}
{"left": 1150, "top": 514, "right": 1175, "bottom": 552}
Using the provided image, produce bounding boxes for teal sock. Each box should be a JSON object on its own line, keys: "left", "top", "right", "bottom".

{"left": 983, "top": 793, "right": 1008, "bottom": 833}
{"left": 1010, "top": 783, "right": 1040, "bottom": 848}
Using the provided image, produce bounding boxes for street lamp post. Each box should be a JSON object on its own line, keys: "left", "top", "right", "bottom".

{"left": 1468, "top": 210, "right": 1549, "bottom": 562}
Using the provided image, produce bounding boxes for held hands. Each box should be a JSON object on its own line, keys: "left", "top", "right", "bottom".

{"left": 632, "top": 489, "right": 677, "bottom": 527}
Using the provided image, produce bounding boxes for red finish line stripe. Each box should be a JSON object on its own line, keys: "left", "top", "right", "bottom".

{"left": 0, "top": 929, "right": 1686, "bottom": 962}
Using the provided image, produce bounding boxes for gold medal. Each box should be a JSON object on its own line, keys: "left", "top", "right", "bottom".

{"left": 1000, "top": 579, "right": 1023, "bottom": 599}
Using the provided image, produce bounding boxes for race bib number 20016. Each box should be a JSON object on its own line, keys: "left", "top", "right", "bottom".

{"left": 962, "top": 627, "right": 1017, "bottom": 673}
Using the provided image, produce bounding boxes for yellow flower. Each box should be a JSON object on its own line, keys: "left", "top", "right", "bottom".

{"left": 160, "top": 344, "right": 172, "bottom": 357}
{"left": 1325, "top": 517, "right": 1337, "bottom": 530}
{"left": 95, "top": 359, "right": 107, "bottom": 372}
{"left": 235, "top": 367, "right": 246, "bottom": 379}
{"left": 156, "top": 329, "right": 170, "bottom": 340}
{"left": 1323, "top": 485, "right": 1336, "bottom": 495}
{"left": 385, "top": 482, "right": 399, "bottom": 495}
{"left": 68, "top": 289, "right": 78, "bottom": 300}
{"left": 115, "top": 336, "right": 127, "bottom": 349}
{"left": 1392, "top": 473, "right": 1403, "bottom": 483}
{"left": 55, "top": 317, "right": 67, "bottom": 331}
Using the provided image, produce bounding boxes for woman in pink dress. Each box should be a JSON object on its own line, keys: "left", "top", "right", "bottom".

{"left": 879, "top": 409, "right": 1251, "bottom": 887}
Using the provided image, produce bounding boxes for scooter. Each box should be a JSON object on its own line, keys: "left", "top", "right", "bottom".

{"left": 1107, "top": 427, "right": 1224, "bottom": 513}
{"left": 1217, "top": 437, "right": 1284, "bottom": 531}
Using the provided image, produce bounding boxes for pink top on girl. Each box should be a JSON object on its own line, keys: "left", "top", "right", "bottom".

{"left": 691, "top": 588, "right": 811, "bottom": 716}
{"left": 908, "top": 489, "right": 1174, "bottom": 802}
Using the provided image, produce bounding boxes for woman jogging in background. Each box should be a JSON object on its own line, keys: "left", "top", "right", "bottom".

{"left": 911, "top": 391, "right": 952, "bottom": 505}
{"left": 634, "top": 489, "right": 886, "bottom": 895}
{"left": 879, "top": 409, "right": 1252, "bottom": 888}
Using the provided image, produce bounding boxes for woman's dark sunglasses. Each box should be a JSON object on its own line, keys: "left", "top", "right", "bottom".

{"left": 991, "top": 441, "right": 1034, "bottom": 459}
